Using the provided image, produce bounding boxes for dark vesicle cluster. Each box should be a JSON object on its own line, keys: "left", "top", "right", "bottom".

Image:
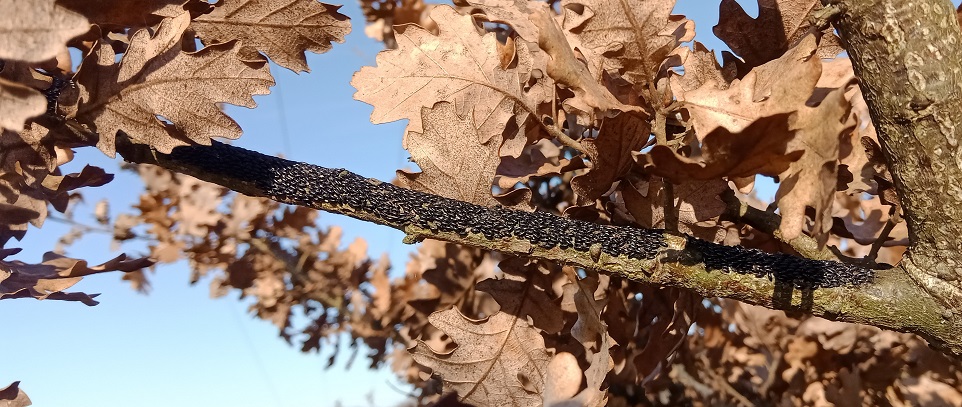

{"left": 685, "top": 236, "right": 874, "bottom": 288}
{"left": 166, "top": 142, "right": 875, "bottom": 289}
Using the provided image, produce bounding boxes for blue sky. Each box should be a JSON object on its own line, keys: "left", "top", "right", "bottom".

{"left": 0, "top": 1, "right": 778, "bottom": 406}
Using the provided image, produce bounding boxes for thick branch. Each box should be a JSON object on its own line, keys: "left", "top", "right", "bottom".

{"left": 829, "top": 0, "right": 962, "bottom": 309}
{"left": 115, "top": 138, "right": 962, "bottom": 356}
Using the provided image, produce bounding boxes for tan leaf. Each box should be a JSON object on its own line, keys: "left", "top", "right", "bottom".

{"left": 0, "top": 0, "right": 88, "bottom": 63}
{"left": 0, "top": 381, "right": 31, "bottom": 407}
{"left": 619, "top": 176, "right": 728, "bottom": 241}
{"left": 638, "top": 114, "right": 803, "bottom": 182}
{"left": 668, "top": 41, "right": 736, "bottom": 93}
{"left": 476, "top": 259, "right": 564, "bottom": 334}
{"left": 352, "top": 5, "right": 553, "bottom": 158}
{"left": 713, "top": 0, "right": 842, "bottom": 70}
{"left": 191, "top": 0, "right": 350, "bottom": 72}
{"left": 678, "top": 34, "right": 821, "bottom": 140}
{"left": 774, "top": 87, "right": 854, "bottom": 242}
{"left": 496, "top": 139, "right": 584, "bottom": 189}
{"left": 0, "top": 251, "right": 153, "bottom": 305}
{"left": 412, "top": 308, "right": 550, "bottom": 406}
{"left": 0, "top": 78, "right": 46, "bottom": 132}
{"left": 571, "top": 113, "right": 650, "bottom": 204}
{"left": 528, "top": 6, "right": 643, "bottom": 123}
{"left": 58, "top": 0, "right": 192, "bottom": 28}
{"left": 397, "top": 102, "right": 502, "bottom": 206}
{"left": 65, "top": 12, "right": 274, "bottom": 156}
{"left": 459, "top": 0, "right": 542, "bottom": 42}
{"left": 561, "top": 0, "right": 693, "bottom": 88}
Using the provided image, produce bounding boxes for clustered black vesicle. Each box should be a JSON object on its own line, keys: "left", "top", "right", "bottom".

{"left": 684, "top": 236, "right": 874, "bottom": 288}
{"left": 161, "top": 141, "right": 875, "bottom": 289}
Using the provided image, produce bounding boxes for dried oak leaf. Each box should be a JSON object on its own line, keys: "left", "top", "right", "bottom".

{"left": 774, "top": 87, "right": 854, "bottom": 243}
{"left": 496, "top": 139, "right": 584, "bottom": 189}
{"left": 713, "top": 0, "right": 843, "bottom": 71}
{"left": 668, "top": 41, "right": 737, "bottom": 94}
{"left": 571, "top": 113, "right": 650, "bottom": 205}
{"left": 561, "top": 0, "right": 694, "bottom": 88}
{"left": 0, "top": 128, "right": 112, "bottom": 244}
{"left": 0, "top": 250, "right": 153, "bottom": 305}
{"left": 397, "top": 102, "right": 504, "bottom": 207}
{"left": 0, "top": 381, "right": 30, "bottom": 407}
{"left": 457, "top": 0, "right": 542, "bottom": 42}
{"left": 190, "top": 0, "right": 350, "bottom": 73}
{"left": 0, "top": 78, "right": 47, "bottom": 132}
{"left": 0, "top": 0, "right": 88, "bottom": 63}
{"left": 476, "top": 258, "right": 564, "bottom": 334}
{"left": 677, "top": 34, "right": 821, "bottom": 141}
{"left": 618, "top": 177, "right": 728, "bottom": 241}
{"left": 412, "top": 308, "right": 551, "bottom": 407}
{"left": 352, "top": 5, "right": 553, "bottom": 158}
{"left": 63, "top": 12, "right": 274, "bottom": 156}
{"left": 57, "top": 0, "right": 195, "bottom": 28}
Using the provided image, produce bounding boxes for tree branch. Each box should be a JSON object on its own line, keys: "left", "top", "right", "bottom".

{"left": 114, "top": 136, "right": 962, "bottom": 356}
{"left": 829, "top": 0, "right": 962, "bottom": 310}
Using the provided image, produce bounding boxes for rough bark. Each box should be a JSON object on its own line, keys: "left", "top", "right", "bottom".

{"left": 829, "top": 0, "right": 962, "bottom": 311}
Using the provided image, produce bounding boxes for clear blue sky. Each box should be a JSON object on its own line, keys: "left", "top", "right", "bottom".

{"left": 0, "top": 1, "right": 805, "bottom": 406}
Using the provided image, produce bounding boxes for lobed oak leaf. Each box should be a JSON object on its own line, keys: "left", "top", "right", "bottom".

{"left": 638, "top": 114, "right": 802, "bottom": 183}
{"left": 773, "top": 87, "right": 854, "bottom": 243}
{"left": 352, "top": 5, "right": 553, "bottom": 158}
{"left": 668, "top": 42, "right": 737, "bottom": 94}
{"left": 57, "top": 0, "right": 196, "bottom": 28}
{"left": 496, "top": 139, "right": 584, "bottom": 189}
{"left": 0, "top": 381, "right": 30, "bottom": 407}
{"left": 713, "top": 0, "right": 843, "bottom": 71}
{"left": 560, "top": 0, "right": 694, "bottom": 88}
{"left": 191, "top": 0, "right": 350, "bottom": 73}
{"left": 0, "top": 0, "right": 88, "bottom": 63}
{"left": 0, "top": 78, "right": 47, "bottom": 132}
{"left": 397, "top": 102, "right": 505, "bottom": 207}
{"left": 618, "top": 176, "right": 728, "bottom": 241}
{"left": 0, "top": 251, "right": 153, "bottom": 305}
{"left": 476, "top": 258, "right": 564, "bottom": 334}
{"left": 527, "top": 6, "right": 643, "bottom": 123}
{"left": 457, "top": 0, "right": 542, "bottom": 42}
{"left": 412, "top": 308, "right": 550, "bottom": 407}
{"left": 570, "top": 113, "right": 650, "bottom": 205}
{"left": 678, "top": 34, "right": 821, "bottom": 141}
{"left": 65, "top": 12, "right": 274, "bottom": 156}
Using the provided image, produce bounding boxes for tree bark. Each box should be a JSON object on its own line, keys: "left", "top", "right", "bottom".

{"left": 829, "top": 0, "right": 962, "bottom": 311}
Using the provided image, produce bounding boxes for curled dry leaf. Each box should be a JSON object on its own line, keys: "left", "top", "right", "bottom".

{"left": 412, "top": 307, "right": 551, "bottom": 407}
{"left": 62, "top": 12, "right": 274, "bottom": 156}
{"left": 713, "top": 0, "right": 843, "bottom": 71}
{"left": 0, "top": 381, "right": 31, "bottom": 407}
{"left": 561, "top": 0, "right": 693, "bottom": 88}
{"left": 476, "top": 258, "right": 564, "bottom": 334}
{"left": 0, "top": 78, "right": 46, "bottom": 132}
{"left": 0, "top": 250, "right": 153, "bottom": 305}
{"left": 668, "top": 42, "right": 737, "bottom": 94}
{"left": 773, "top": 87, "right": 854, "bottom": 243}
{"left": 618, "top": 176, "right": 728, "bottom": 241}
{"left": 677, "top": 34, "right": 821, "bottom": 141}
{"left": 397, "top": 102, "right": 507, "bottom": 207}
{"left": 570, "top": 113, "right": 650, "bottom": 205}
{"left": 191, "top": 0, "right": 351, "bottom": 73}
{"left": 0, "top": 0, "right": 89, "bottom": 63}
{"left": 352, "top": 5, "right": 554, "bottom": 158}
{"left": 57, "top": 0, "right": 195, "bottom": 28}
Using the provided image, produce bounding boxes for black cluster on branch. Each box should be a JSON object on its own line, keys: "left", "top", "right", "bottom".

{"left": 126, "top": 139, "right": 875, "bottom": 289}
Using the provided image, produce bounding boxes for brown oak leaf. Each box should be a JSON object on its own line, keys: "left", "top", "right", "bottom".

{"left": 0, "top": 78, "right": 46, "bottom": 132}
{"left": 713, "top": 0, "right": 843, "bottom": 71}
{"left": 397, "top": 102, "right": 504, "bottom": 207}
{"left": 0, "top": 250, "right": 153, "bottom": 305}
{"left": 0, "top": 381, "right": 31, "bottom": 407}
{"left": 412, "top": 308, "right": 551, "bottom": 406}
{"left": 191, "top": 0, "right": 350, "bottom": 73}
{"left": 62, "top": 12, "right": 274, "bottom": 156}
{"left": 0, "top": 0, "right": 88, "bottom": 63}
{"left": 561, "top": 0, "right": 694, "bottom": 88}
{"left": 571, "top": 113, "right": 650, "bottom": 205}
{"left": 352, "top": 5, "right": 553, "bottom": 158}
{"left": 58, "top": 0, "right": 196, "bottom": 28}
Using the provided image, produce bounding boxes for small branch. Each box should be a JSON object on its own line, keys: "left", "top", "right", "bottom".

{"left": 113, "top": 137, "right": 962, "bottom": 357}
